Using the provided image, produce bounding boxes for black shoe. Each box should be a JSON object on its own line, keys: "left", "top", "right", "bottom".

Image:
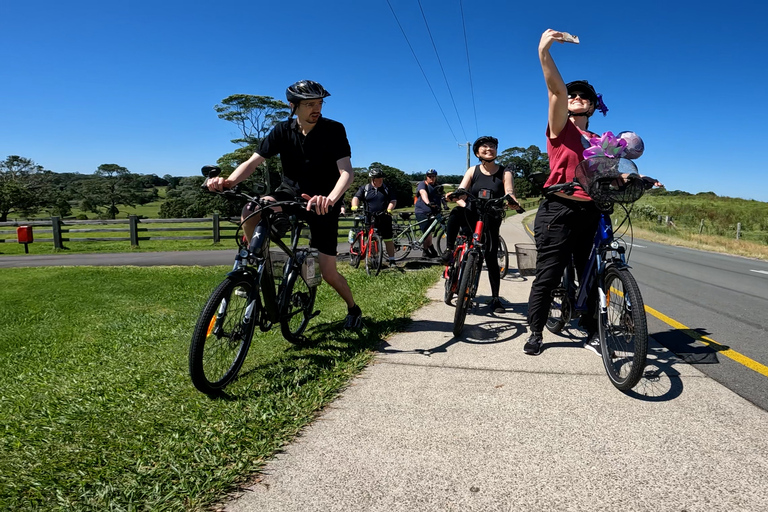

{"left": 490, "top": 297, "right": 505, "bottom": 314}
{"left": 441, "top": 249, "right": 453, "bottom": 264}
{"left": 523, "top": 332, "right": 543, "bottom": 355}
{"left": 584, "top": 332, "right": 602, "bottom": 356}
{"left": 343, "top": 305, "right": 363, "bottom": 330}
{"left": 424, "top": 246, "right": 438, "bottom": 258}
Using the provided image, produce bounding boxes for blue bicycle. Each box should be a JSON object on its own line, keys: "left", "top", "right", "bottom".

{"left": 544, "top": 156, "right": 657, "bottom": 391}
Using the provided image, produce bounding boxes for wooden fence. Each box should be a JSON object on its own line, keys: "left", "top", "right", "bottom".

{"left": 0, "top": 199, "right": 540, "bottom": 249}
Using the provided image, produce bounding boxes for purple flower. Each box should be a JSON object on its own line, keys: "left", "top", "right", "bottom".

{"left": 596, "top": 93, "right": 609, "bottom": 116}
{"left": 583, "top": 131, "right": 627, "bottom": 159}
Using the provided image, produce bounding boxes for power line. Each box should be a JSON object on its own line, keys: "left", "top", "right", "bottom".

{"left": 384, "top": 0, "right": 459, "bottom": 142}
{"left": 416, "top": 0, "right": 468, "bottom": 141}
{"left": 459, "top": 0, "right": 479, "bottom": 138}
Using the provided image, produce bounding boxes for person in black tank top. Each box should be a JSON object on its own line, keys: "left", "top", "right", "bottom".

{"left": 442, "top": 136, "right": 523, "bottom": 313}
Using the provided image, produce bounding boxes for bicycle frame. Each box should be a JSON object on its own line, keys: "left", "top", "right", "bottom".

{"left": 396, "top": 213, "right": 445, "bottom": 246}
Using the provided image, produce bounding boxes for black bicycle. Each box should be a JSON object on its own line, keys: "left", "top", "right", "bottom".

{"left": 189, "top": 166, "right": 321, "bottom": 396}
{"left": 543, "top": 156, "right": 657, "bottom": 391}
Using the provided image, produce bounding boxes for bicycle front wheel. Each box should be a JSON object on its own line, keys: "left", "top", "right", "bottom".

{"left": 453, "top": 252, "right": 480, "bottom": 336}
{"left": 365, "top": 233, "right": 383, "bottom": 276}
{"left": 497, "top": 236, "right": 509, "bottom": 279}
{"left": 279, "top": 266, "right": 317, "bottom": 344}
{"left": 392, "top": 227, "right": 412, "bottom": 261}
{"left": 189, "top": 275, "right": 255, "bottom": 395}
{"left": 599, "top": 266, "right": 649, "bottom": 391}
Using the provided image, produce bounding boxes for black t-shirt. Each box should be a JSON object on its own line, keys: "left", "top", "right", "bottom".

{"left": 258, "top": 116, "right": 351, "bottom": 197}
{"left": 415, "top": 180, "right": 440, "bottom": 214}
{"left": 468, "top": 165, "right": 509, "bottom": 216}
{"left": 353, "top": 183, "right": 394, "bottom": 213}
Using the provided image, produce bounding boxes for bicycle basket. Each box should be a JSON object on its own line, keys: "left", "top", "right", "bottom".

{"left": 574, "top": 156, "right": 646, "bottom": 205}
{"left": 514, "top": 243, "right": 537, "bottom": 277}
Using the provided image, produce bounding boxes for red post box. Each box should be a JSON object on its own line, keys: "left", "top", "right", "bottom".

{"left": 17, "top": 226, "right": 33, "bottom": 253}
{"left": 17, "top": 226, "right": 34, "bottom": 243}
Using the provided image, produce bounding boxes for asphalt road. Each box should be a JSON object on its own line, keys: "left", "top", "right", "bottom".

{"left": 626, "top": 239, "right": 768, "bottom": 410}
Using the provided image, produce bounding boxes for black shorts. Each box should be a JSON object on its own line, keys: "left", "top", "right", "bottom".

{"left": 369, "top": 211, "right": 393, "bottom": 239}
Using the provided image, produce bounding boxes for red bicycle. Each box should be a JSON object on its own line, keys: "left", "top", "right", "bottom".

{"left": 443, "top": 189, "right": 524, "bottom": 335}
{"left": 348, "top": 210, "right": 385, "bottom": 276}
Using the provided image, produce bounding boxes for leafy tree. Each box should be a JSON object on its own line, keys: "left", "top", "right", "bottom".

{"left": 79, "top": 164, "right": 152, "bottom": 219}
{"left": 0, "top": 155, "right": 50, "bottom": 221}
{"left": 215, "top": 94, "right": 289, "bottom": 194}
{"left": 498, "top": 145, "right": 550, "bottom": 197}
{"left": 159, "top": 177, "right": 242, "bottom": 219}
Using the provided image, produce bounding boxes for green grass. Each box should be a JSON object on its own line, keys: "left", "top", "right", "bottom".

{"left": 0, "top": 264, "right": 441, "bottom": 510}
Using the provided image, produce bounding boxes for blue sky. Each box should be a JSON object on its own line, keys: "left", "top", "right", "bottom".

{"left": 2, "top": 0, "right": 767, "bottom": 201}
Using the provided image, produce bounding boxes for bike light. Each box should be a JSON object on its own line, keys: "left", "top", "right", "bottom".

{"left": 610, "top": 241, "right": 620, "bottom": 250}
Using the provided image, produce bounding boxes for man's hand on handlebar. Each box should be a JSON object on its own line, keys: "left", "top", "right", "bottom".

{"left": 205, "top": 176, "right": 232, "bottom": 192}
{"left": 301, "top": 193, "right": 335, "bottom": 215}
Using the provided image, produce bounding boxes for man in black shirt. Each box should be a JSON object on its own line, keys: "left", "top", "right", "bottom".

{"left": 351, "top": 167, "right": 397, "bottom": 266}
{"left": 206, "top": 80, "right": 362, "bottom": 329}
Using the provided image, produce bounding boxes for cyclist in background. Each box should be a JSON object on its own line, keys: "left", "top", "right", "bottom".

{"left": 442, "top": 136, "right": 523, "bottom": 314}
{"left": 206, "top": 79, "right": 363, "bottom": 330}
{"left": 524, "top": 30, "right": 608, "bottom": 355}
{"left": 351, "top": 167, "right": 398, "bottom": 267}
{"left": 414, "top": 169, "right": 441, "bottom": 259}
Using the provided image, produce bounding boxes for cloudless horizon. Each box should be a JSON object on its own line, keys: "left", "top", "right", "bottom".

{"left": 3, "top": 1, "right": 767, "bottom": 201}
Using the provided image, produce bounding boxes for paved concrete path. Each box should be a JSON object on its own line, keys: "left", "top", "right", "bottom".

{"left": 225, "top": 213, "right": 768, "bottom": 512}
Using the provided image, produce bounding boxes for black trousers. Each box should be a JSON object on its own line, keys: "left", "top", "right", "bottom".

{"left": 445, "top": 207, "right": 503, "bottom": 297}
{"left": 527, "top": 196, "right": 601, "bottom": 334}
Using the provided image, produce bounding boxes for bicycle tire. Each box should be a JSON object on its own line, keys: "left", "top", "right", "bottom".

{"left": 434, "top": 228, "right": 447, "bottom": 257}
{"left": 392, "top": 227, "right": 412, "bottom": 261}
{"left": 599, "top": 266, "right": 649, "bottom": 391}
{"left": 453, "top": 251, "right": 480, "bottom": 336}
{"left": 545, "top": 286, "right": 572, "bottom": 334}
{"left": 349, "top": 232, "right": 363, "bottom": 268}
{"left": 443, "top": 253, "right": 459, "bottom": 305}
{"left": 497, "top": 236, "right": 509, "bottom": 279}
{"left": 189, "top": 275, "right": 255, "bottom": 395}
{"left": 365, "top": 233, "right": 383, "bottom": 276}
{"left": 279, "top": 265, "right": 317, "bottom": 344}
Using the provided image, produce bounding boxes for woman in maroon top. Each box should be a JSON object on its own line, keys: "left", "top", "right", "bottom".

{"left": 523, "top": 29, "right": 608, "bottom": 356}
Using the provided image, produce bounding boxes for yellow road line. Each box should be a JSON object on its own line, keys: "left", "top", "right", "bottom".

{"left": 644, "top": 304, "right": 768, "bottom": 378}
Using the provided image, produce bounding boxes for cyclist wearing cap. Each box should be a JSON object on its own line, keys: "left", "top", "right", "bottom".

{"left": 414, "top": 169, "right": 441, "bottom": 258}
{"left": 524, "top": 30, "right": 610, "bottom": 355}
{"left": 351, "top": 167, "right": 398, "bottom": 267}
{"left": 206, "top": 80, "right": 363, "bottom": 330}
{"left": 442, "top": 136, "right": 522, "bottom": 314}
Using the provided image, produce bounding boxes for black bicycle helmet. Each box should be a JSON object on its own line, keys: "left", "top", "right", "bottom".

{"left": 285, "top": 80, "right": 331, "bottom": 104}
{"left": 472, "top": 136, "right": 499, "bottom": 157}
{"left": 368, "top": 167, "right": 383, "bottom": 179}
{"left": 566, "top": 80, "right": 597, "bottom": 103}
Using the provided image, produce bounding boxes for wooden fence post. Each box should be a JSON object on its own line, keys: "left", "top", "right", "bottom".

{"left": 213, "top": 213, "right": 220, "bottom": 243}
{"left": 51, "top": 216, "right": 63, "bottom": 249}
{"left": 699, "top": 219, "right": 705, "bottom": 234}
{"left": 736, "top": 222, "right": 741, "bottom": 240}
{"left": 129, "top": 215, "right": 139, "bottom": 247}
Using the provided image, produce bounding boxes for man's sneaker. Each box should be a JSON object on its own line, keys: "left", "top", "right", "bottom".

{"left": 441, "top": 249, "right": 453, "bottom": 264}
{"left": 523, "top": 332, "right": 543, "bottom": 356}
{"left": 343, "top": 306, "right": 363, "bottom": 330}
{"left": 490, "top": 297, "right": 505, "bottom": 314}
{"left": 584, "top": 333, "right": 602, "bottom": 356}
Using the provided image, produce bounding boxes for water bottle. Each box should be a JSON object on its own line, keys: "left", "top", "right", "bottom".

{"left": 348, "top": 229, "right": 355, "bottom": 244}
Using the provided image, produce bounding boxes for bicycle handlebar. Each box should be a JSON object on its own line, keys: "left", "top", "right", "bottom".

{"left": 447, "top": 188, "right": 525, "bottom": 213}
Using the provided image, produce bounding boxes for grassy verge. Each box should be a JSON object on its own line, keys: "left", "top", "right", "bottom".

{"left": 0, "top": 264, "right": 441, "bottom": 510}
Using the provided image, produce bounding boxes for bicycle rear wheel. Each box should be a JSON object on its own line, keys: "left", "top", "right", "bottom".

{"left": 545, "top": 286, "right": 571, "bottom": 334}
{"left": 497, "top": 236, "right": 509, "bottom": 279}
{"left": 453, "top": 252, "right": 480, "bottom": 336}
{"left": 279, "top": 265, "right": 317, "bottom": 344}
{"left": 349, "top": 232, "right": 362, "bottom": 268}
{"left": 366, "top": 233, "right": 383, "bottom": 276}
{"left": 599, "top": 266, "right": 649, "bottom": 391}
{"left": 189, "top": 275, "right": 255, "bottom": 395}
{"left": 392, "top": 227, "right": 412, "bottom": 261}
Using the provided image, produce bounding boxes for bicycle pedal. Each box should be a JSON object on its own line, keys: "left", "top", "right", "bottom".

{"left": 310, "top": 310, "right": 321, "bottom": 319}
